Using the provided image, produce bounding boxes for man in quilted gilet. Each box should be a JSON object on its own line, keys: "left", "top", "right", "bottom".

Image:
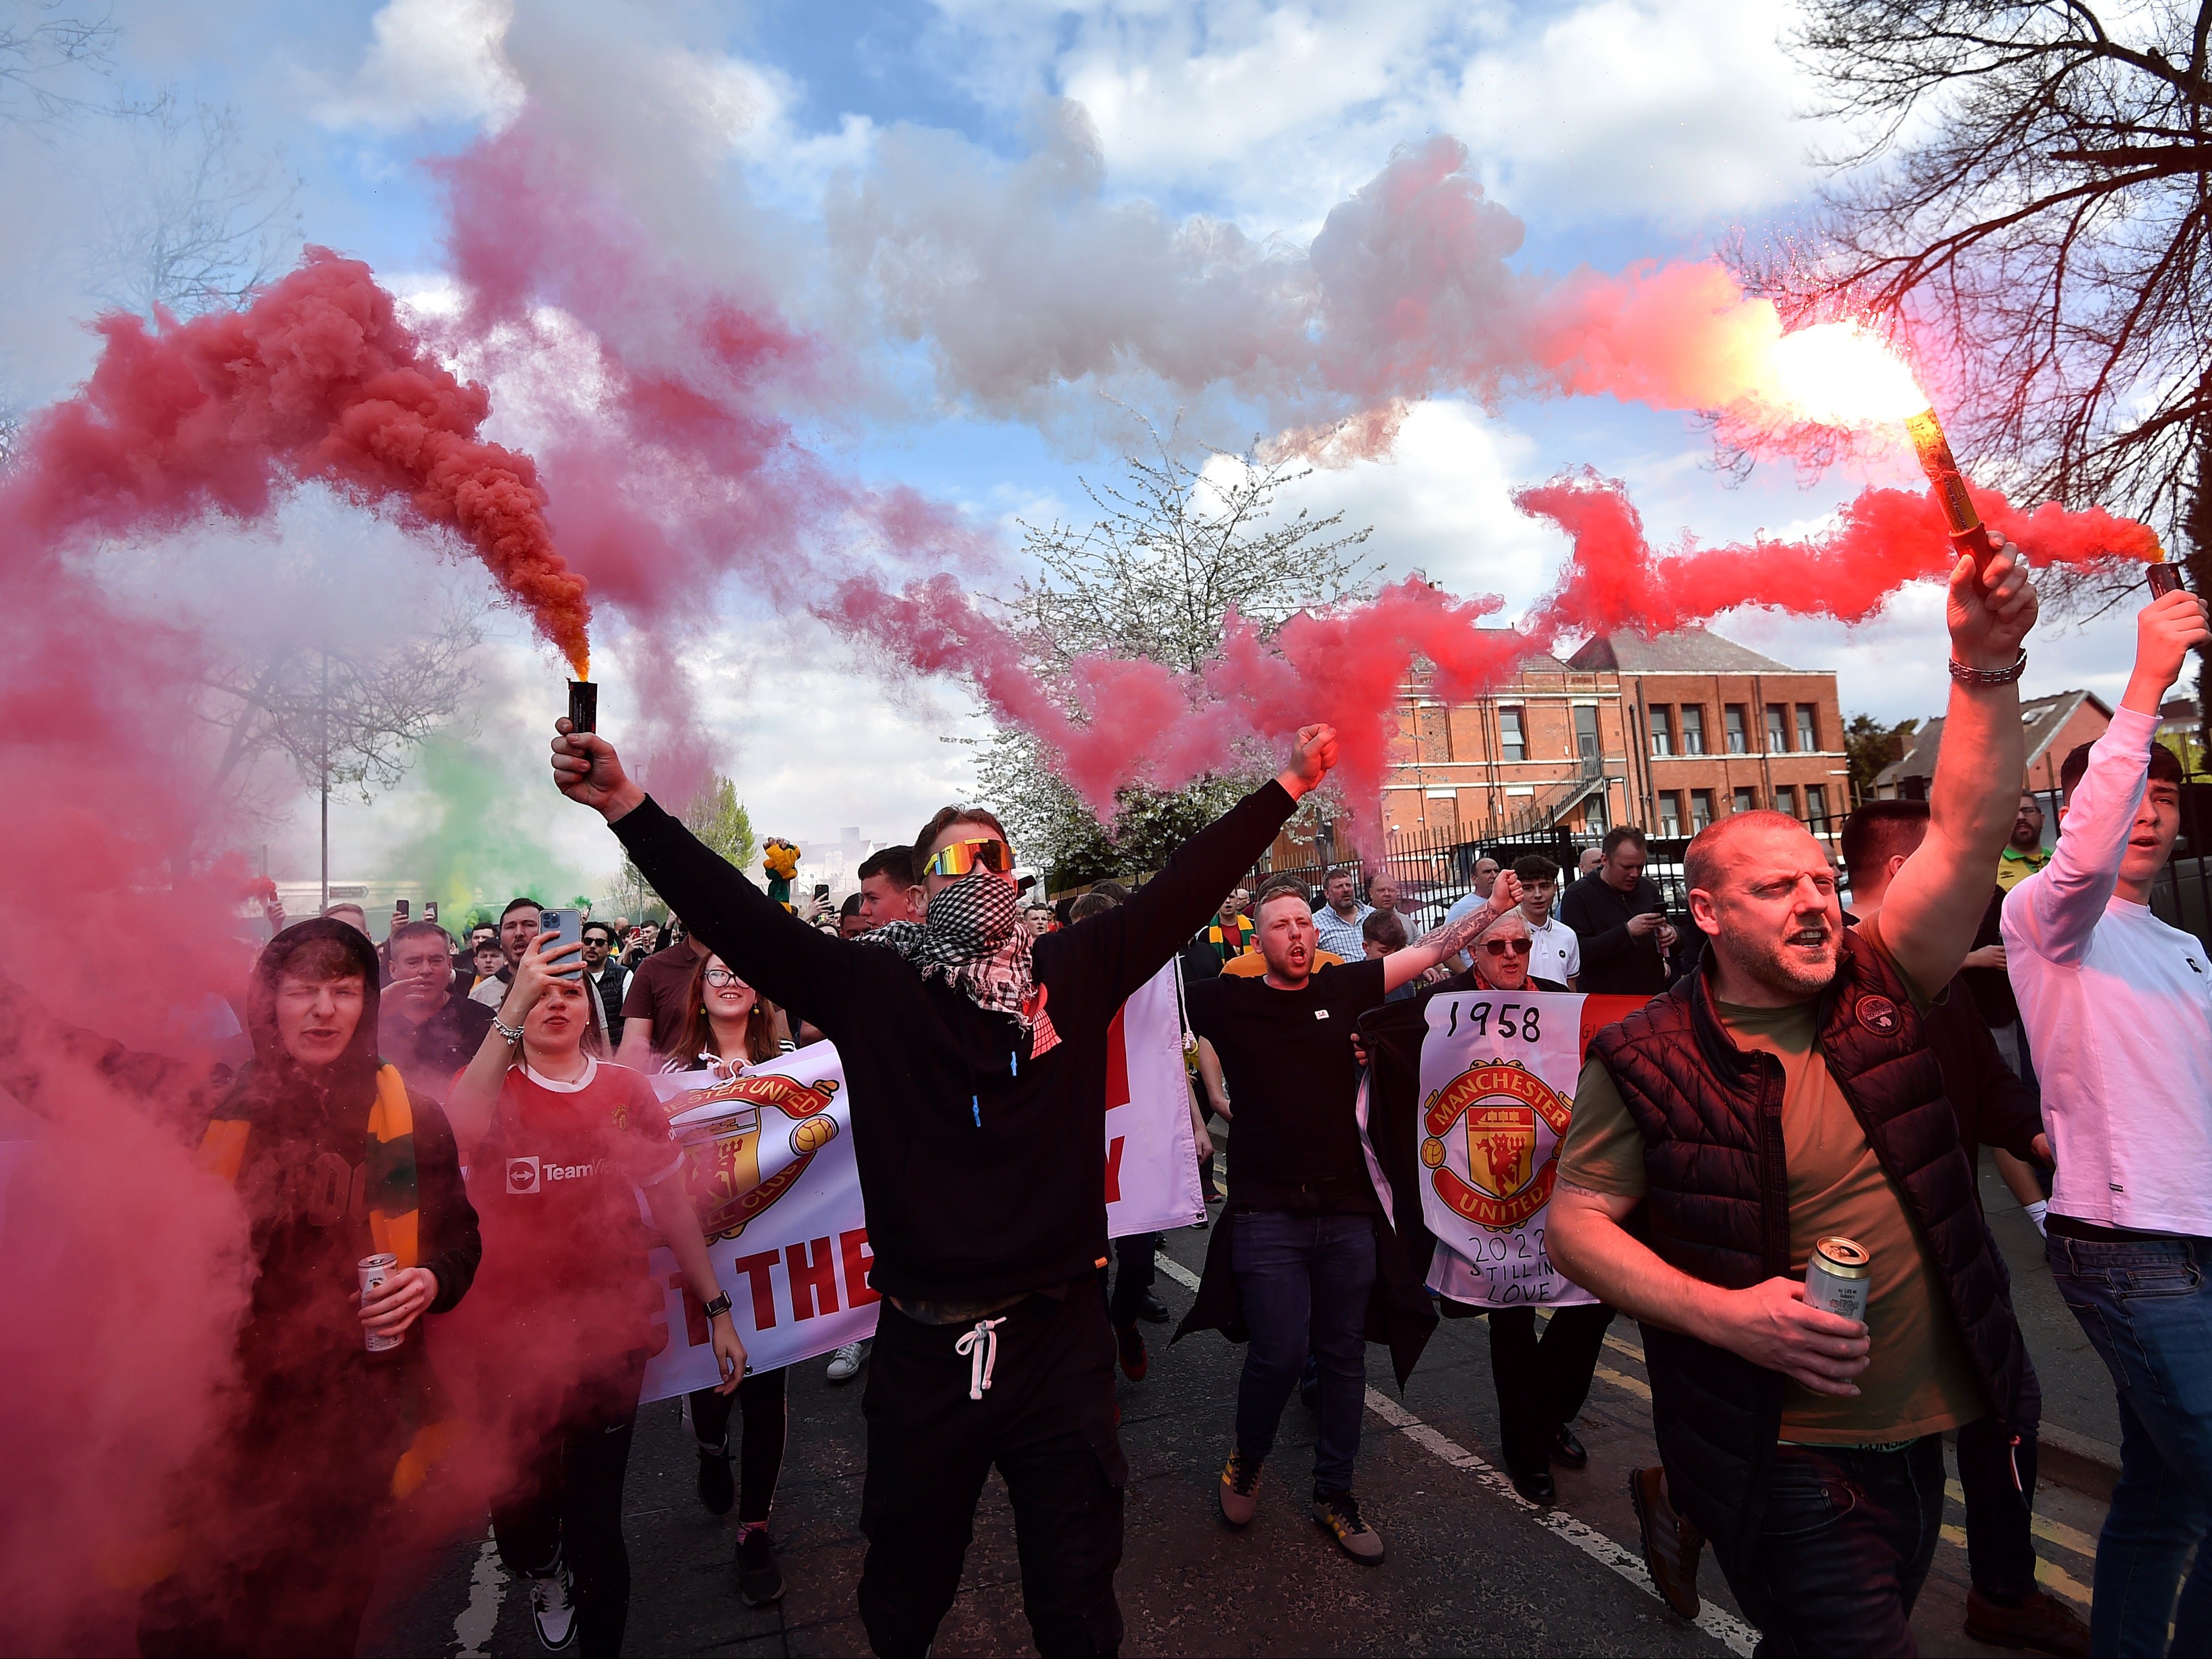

{"left": 1550, "top": 537, "right": 2041, "bottom": 1656}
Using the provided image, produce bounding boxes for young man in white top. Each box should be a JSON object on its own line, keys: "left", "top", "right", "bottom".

{"left": 1510, "top": 854, "right": 1580, "bottom": 988}
{"left": 2002, "top": 583, "right": 2212, "bottom": 1657}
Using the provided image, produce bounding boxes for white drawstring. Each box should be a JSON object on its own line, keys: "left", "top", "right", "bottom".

{"left": 955, "top": 1316, "right": 1007, "bottom": 1400}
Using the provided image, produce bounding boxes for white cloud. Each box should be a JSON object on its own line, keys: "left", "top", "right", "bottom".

{"left": 321, "top": 0, "right": 525, "bottom": 132}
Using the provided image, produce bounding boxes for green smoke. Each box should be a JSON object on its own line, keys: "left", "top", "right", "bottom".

{"left": 377, "top": 735, "right": 603, "bottom": 925}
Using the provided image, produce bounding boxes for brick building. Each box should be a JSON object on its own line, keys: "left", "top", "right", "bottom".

{"left": 1568, "top": 629, "right": 1850, "bottom": 844}
{"left": 1362, "top": 625, "right": 1847, "bottom": 855}
{"left": 1874, "top": 688, "right": 2111, "bottom": 804}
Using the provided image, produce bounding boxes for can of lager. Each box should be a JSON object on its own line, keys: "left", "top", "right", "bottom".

{"left": 359, "top": 1252, "right": 403, "bottom": 1353}
{"left": 1804, "top": 1235, "right": 1871, "bottom": 1324}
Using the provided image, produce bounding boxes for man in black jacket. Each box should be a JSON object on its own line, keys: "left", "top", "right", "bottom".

{"left": 551, "top": 714, "right": 1341, "bottom": 1658}
{"left": 1557, "top": 826, "right": 1674, "bottom": 995}
{"left": 1549, "top": 540, "right": 2040, "bottom": 1655}
{"left": 379, "top": 919, "right": 494, "bottom": 1100}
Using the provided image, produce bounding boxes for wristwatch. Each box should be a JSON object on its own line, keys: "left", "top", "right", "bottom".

{"left": 701, "top": 1292, "right": 732, "bottom": 1320}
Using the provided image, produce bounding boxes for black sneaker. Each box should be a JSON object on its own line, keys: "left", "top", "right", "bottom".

{"left": 529, "top": 1554, "right": 578, "bottom": 1651}
{"left": 737, "top": 1528, "right": 783, "bottom": 1607}
{"left": 1311, "top": 1487, "right": 1385, "bottom": 1564}
{"left": 1552, "top": 1424, "right": 1588, "bottom": 1470}
{"left": 1138, "top": 1291, "right": 1171, "bottom": 1324}
{"left": 696, "top": 1438, "right": 734, "bottom": 1516}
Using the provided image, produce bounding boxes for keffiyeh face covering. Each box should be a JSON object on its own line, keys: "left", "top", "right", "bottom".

{"left": 865, "top": 867, "right": 1038, "bottom": 1029}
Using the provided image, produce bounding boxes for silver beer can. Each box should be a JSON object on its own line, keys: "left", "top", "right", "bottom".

{"left": 359, "top": 1252, "right": 404, "bottom": 1353}
{"left": 1804, "top": 1235, "right": 1871, "bottom": 1324}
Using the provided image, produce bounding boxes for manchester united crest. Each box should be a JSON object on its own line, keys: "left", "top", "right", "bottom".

{"left": 671, "top": 1072, "right": 843, "bottom": 1243}
{"left": 1420, "top": 1058, "right": 1573, "bottom": 1231}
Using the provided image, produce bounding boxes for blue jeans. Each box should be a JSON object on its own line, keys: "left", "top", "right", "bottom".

{"left": 2048, "top": 1232, "right": 2212, "bottom": 1656}
{"left": 1231, "top": 1209, "right": 1376, "bottom": 1491}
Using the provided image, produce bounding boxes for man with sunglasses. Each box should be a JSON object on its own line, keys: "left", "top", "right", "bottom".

{"left": 549, "top": 715, "right": 1344, "bottom": 1658}
{"left": 1185, "top": 868, "right": 1528, "bottom": 1563}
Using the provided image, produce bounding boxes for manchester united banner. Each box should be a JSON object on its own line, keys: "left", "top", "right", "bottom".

{"left": 638, "top": 962, "right": 1202, "bottom": 1402}
{"left": 1413, "top": 990, "right": 1642, "bottom": 1309}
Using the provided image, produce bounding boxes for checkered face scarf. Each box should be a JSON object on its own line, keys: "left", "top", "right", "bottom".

{"left": 865, "top": 868, "right": 1038, "bottom": 1029}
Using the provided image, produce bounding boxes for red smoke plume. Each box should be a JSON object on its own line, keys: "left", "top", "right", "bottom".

{"left": 1, "top": 249, "right": 592, "bottom": 674}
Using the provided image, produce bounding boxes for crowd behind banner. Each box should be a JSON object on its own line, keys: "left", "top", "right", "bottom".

{"left": 5, "top": 558, "right": 2209, "bottom": 1659}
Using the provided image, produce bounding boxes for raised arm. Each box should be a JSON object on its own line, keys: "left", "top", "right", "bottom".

{"left": 2006, "top": 590, "right": 2210, "bottom": 966}
{"left": 550, "top": 721, "right": 852, "bottom": 1024}
{"left": 1877, "top": 540, "right": 2040, "bottom": 995}
{"left": 1073, "top": 725, "right": 1338, "bottom": 1003}
{"left": 1383, "top": 872, "right": 1525, "bottom": 992}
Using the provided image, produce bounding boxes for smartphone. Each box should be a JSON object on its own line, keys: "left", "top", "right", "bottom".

{"left": 813, "top": 883, "right": 830, "bottom": 901}
{"left": 395, "top": 898, "right": 410, "bottom": 921}
{"left": 425, "top": 901, "right": 438, "bottom": 926}
{"left": 541, "top": 907, "right": 584, "bottom": 974}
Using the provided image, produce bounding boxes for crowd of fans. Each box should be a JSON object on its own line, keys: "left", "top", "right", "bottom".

{"left": 12, "top": 537, "right": 2212, "bottom": 1658}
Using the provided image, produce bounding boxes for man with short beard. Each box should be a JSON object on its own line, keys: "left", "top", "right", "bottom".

{"left": 1312, "top": 864, "right": 1373, "bottom": 962}
{"left": 379, "top": 921, "right": 494, "bottom": 1101}
{"left": 1549, "top": 542, "right": 2040, "bottom": 1653}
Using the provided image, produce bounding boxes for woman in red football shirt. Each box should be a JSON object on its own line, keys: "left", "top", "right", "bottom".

{"left": 447, "top": 932, "right": 745, "bottom": 1657}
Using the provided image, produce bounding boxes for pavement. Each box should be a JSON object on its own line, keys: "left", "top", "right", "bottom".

{"left": 360, "top": 1173, "right": 2115, "bottom": 1658}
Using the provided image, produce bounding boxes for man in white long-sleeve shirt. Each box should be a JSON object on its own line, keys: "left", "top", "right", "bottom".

{"left": 2003, "top": 585, "right": 2212, "bottom": 1657}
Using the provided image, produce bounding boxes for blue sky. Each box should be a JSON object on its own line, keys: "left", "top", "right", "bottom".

{"left": 0, "top": 0, "right": 2144, "bottom": 894}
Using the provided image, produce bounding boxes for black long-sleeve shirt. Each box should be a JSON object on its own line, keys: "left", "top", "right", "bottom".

{"left": 1558, "top": 870, "right": 1669, "bottom": 995}
{"left": 612, "top": 780, "right": 1295, "bottom": 1303}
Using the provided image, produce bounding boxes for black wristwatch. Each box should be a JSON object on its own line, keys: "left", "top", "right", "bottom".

{"left": 701, "top": 1291, "right": 732, "bottom": 1320}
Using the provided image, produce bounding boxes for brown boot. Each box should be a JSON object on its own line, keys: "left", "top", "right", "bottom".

{"left": 1964, "top": 1588, "right": 2090, "bottom": 1658}
{"left": 1628, "top": 1465, "right": 1704, "bottom": 1619}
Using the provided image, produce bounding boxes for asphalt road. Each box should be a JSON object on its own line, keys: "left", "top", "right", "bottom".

{"left": 359, "top": 1205, "right": 2110, "bottom": 1658}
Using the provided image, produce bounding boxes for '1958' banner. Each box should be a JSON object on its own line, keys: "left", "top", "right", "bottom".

{"left": 1413, "top": 990, "right": 1642, "bottom": 1310}
{"left": 638, "top": 963, "right": 1202, "bottom": 1401}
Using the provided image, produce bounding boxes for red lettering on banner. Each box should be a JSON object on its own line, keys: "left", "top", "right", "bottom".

{"left": 1104, "top": 1006, "right": 1129, "bottom": 1111}
{"left": 840, "top": 1229, "right": 879, "bottom": 1308}
{"left": 1104, "top": 1134, "right": 1125, "bottom": 1203}
{"left": 787, "top": 1236, "right": 840, "bottom": 1320}
{"left": 730, "top": 1250, "right": 781, "bottom": 1328}
{"left": 670, "top": 1271, "right": 710, "bottom": 1347}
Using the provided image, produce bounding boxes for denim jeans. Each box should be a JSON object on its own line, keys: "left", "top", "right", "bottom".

{"left": 1726, "top": 1437, "right": 1944, "bottom": 1658}
{"left": 1231, "top": 1209, "right": 1376, "bottom": 1491}
{"left": 2047, "top": 1232, "right": 2212, "bottom": 1656}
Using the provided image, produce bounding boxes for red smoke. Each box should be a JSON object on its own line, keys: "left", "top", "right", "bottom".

{"left": 1, "top": 249, "right": 592, "bottom": 673}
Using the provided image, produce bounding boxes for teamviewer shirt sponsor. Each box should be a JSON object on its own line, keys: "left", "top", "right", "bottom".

{"left": 466, "top": 1054, "right": 684, "bottom": 1360}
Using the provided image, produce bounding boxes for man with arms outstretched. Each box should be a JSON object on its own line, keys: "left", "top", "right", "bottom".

{"left": 551, "top": 718, "right": 1342, "bottom": 1657}
{"left": 1549, "top": 542, "right": 2041, "bottom": 1654}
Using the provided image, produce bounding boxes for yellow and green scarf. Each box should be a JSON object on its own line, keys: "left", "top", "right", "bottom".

{"left": 1206, "top": 916, "right": 1255, "bottom": 961}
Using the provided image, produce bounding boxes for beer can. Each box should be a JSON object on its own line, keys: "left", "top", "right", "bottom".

{"left": 359, "top": 1252, "right": 404, "bottom": 1353}
{"left": 1804, "top": 1235, "right": 1871, "bottom": 1324}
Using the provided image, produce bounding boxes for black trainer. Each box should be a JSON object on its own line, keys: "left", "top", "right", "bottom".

{"left": 696, "top": 1438, "right": 734, "bottom": 1516}
{"left": 737, "top": 1528, "right": 783, "bottom": 1607}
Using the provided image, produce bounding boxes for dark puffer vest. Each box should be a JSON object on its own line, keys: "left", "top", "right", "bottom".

{"left": 1588, "top": 932, "right": 2028, "bottom": 1575}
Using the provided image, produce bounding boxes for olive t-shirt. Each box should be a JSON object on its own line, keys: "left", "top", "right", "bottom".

{"left": 1556, "top": 919, "right": 1985, "bottom": 1444}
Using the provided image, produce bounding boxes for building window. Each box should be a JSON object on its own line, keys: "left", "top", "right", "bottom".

{"left": 1658, "top": 791, "right": 1682, "bottom": 837}
{"left": 1574, "top": 704, "right": 1600, "bottom": 761}
{"left": 1796, "top": 704, "right": 1819, "bottom": 753}
{"left": 1499, "top": 706, "right": 1526, "bottom": 762}
{"left": 1649, "top": 706, "right": 1673, "bottom": 756}
{"left": 1775, "top": 784, "right": 1799, "bottom": 818}
{"left": 1806, "top": 784, "right": 1830, "bottom": 828}
{"left": 1585, "top": 792, "right": 1609, "bottom": 834}
{"left": 1725, "top": 705, "right": 1749, "bottom": 753}
{"left": 1733, "top": 787, "right": 1759, "bottom": 815}
{"left": 1765, "top": 704, "right": 1789, "bottom": 752}
{"left": 1680, "top": 704, "right": 1706, "bottom": 755}
{"left": 1690, "top": 790, "right": 1715, "bottom": 832}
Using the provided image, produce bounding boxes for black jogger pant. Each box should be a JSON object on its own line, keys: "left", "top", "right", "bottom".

{"left": 491, "top": 1354, "right": 644, "bottom": 1659}
{"left": 1488, "top": 1303, "right": 1616, "bottom": 1479}
{"left": 688, "top": 1367, "right": 789, "bottom": 1526}
{"left": 858, "top": 1289, "right": 1126, "bottom": 1658}
{"left": 1105, "top": 1233, "right": 1157, "bottom": 1330}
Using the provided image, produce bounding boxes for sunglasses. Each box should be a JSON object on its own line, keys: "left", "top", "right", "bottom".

{"left": 923, "top": 837, "right": 1014, "bottom": 879}
{"left": 1482, "top": 937, "right": 1533, "bottom": 957}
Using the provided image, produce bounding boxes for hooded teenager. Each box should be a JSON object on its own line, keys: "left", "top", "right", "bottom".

{"left": 0, "top": 918, "right": 481, "bottom": 1657}
{"left": 549, "top": 714, "right": 1342, "bottom": 1658}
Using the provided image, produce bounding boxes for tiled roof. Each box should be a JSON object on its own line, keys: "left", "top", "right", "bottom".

{"left": 1873, "top": 689, "right": 2110, "bottom": 787}
{"left": 1566, "top": 625, "right": 1801, "bottom": 674}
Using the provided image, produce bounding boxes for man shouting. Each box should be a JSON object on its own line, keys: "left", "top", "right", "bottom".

{"left": 551, "top": 717, "right": 1341, "bottom": 1658}
{"left": 1550, "top": 540, "right": 2042, "bottom": 1653}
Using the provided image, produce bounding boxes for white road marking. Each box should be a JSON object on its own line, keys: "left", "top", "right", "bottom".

{"left": 452, "top": 1531, "right": 506, "bottom": 1658}
{"left": 1154, "top": 1250, "right": 1759, "bottom": 1656}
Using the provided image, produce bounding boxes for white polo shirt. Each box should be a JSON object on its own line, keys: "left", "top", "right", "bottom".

{"left": 1527, "top": 913, "right": 1581, "bottom": 987}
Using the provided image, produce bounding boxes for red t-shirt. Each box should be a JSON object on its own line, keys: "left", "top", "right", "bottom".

{"left": 465, "top": 1057, "right": 682, "bottom": 1363}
